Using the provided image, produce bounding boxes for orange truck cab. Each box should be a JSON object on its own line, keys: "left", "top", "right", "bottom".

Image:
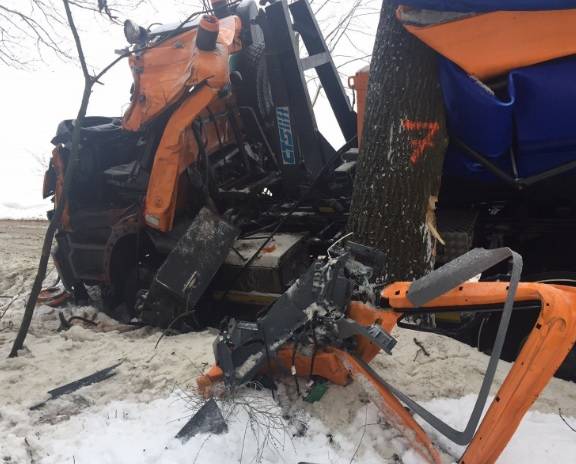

{"left": 43, "top": 0, "right": 358, "bottom": 329}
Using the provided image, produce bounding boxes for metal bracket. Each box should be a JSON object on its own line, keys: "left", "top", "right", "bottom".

{"left": 390, "top": 248, "right": 523, "bottom": 445}
{"left": 336, "top": 318, "right": 397, "bottom": 355}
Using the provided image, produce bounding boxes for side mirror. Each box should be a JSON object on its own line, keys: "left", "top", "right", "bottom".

{"left": 123, "top": 20, "right": 147, "bottom": 44}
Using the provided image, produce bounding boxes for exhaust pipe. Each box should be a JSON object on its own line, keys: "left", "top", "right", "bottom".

{"left": 196, "top": 15, "right": 219, "bottom": 51}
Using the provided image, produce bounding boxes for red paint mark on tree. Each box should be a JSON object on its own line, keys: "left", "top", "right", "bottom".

{"left": 402, "top": 120, "right": 440, "bottom": 165}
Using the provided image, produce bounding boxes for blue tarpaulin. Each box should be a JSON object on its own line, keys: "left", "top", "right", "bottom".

{"left": 441, "top": 56, "right": 576, "bottom": 178}
{"left": 397, "top": 1, "right": 576, "bottom": 12}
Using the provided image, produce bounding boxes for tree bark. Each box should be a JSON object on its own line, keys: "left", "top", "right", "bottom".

{"left": 347, "top": 0, "right": 448, "bottom": 283}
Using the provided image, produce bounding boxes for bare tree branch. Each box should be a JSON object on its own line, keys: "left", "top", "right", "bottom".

{"left": 8, "top": 0, "right": 95, "bottom": 357}
{"left": 0, "top": 0, "right": 147, "bottom": 68}
{"left": 7, "top": 0, "right": 147, "bottom": 356}
{"left": 304, "top": 0, "right": 379, "bottom": 107}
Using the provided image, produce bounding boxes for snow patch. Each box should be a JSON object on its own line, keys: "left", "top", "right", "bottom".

{"left": 419, "top": 395, "right": 576, "bottom": 463}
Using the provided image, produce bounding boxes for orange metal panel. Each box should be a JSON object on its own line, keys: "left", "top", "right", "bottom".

{"left": 123, "top": 15, "right": 241, "bottom": 132}
{"left": 143, "top": 85, "right": 216, "bottom": 231}
{"left": 51, "top": 146, "right": 71, "bottom": 231}
{"left": 384, "top": 281, "right": 541, "bottom": 309}
{"left": 399, "top": 8, "right": 576, "bottom": 79}
{"left": 348, "top": 67, "right": 369, "bottom": 148}
{"left": 138, "top": 16, "right": 242, "bottom": 231}
{"left": 383, "top": 281, "right": 576, "bottom": 464}
{"left": 276, "top": 346, "right": 352, "bottom": 386}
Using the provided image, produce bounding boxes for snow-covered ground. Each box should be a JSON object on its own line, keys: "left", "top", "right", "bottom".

{"left": 0, "top": 220, "right": 575, "bottom": 464}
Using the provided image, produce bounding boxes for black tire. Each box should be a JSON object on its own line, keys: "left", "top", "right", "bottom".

{"left": 235, "top": 43, "right": 275, "bottom": 133}
{"left": 101, "top": 265, "right": 154, "bottom": 323}
{"left": 100, "top": 284, "right": 123, "bottom": 317}
{"left": 101, "top": 234, "right": 158, "bottom": 323}
{"left": 122, "top": 265, "right": 155, "bottom": 317}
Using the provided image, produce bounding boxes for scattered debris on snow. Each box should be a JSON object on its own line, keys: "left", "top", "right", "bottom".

{"left": 1, "top": 220, "right": 575, "bottom": 463}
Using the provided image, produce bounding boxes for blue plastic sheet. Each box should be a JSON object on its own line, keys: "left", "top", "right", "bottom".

{"left": 397, "top": 1, "right": 576, "bottom": 12}
{"left": 440, "top": 59, "right": 514, "bottom": 159}
{"left": 441, "top": 56, "right": 576, "bottom": 178}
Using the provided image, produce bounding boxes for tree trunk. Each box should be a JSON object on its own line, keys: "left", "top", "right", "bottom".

{"left": 347, "top": 1, "right": 448, "bottom": 283}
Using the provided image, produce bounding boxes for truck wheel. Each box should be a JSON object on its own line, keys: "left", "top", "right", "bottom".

{"left": 122, "top": 265, "right": 155, "bottom": 318}
{"left": 101, "top": 265, "right": 154, "bottom": 323}
{"left": 235, "top": 43, "right": 275, "bottom": 133}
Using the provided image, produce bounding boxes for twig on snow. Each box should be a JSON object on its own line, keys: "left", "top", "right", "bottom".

{"left": 24, "top": 437, "right": 37, "bottom": 464}
{"left": 192, "top": 433, "right": 213, "bottom": 464}
{"left": 559, "top": 408, "right": 576, "bottom": 432}
{"left": 0, "top": 286, "right": 24, "bottom": 322}
{"left": 179, "top": 383, "right": 296, "bottom": 464}
{"left": 413, "top": 338, "right": 430, "bottom": 361}
{"left": 349, "top": 404, "right": 369, "bottom": 463}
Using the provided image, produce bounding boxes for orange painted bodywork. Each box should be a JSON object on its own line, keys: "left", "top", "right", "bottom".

{"left": 348, "top": 66, "right": 369, "bottom": 148}
{"left": 51, "top": 146, "right": 71, "bottom": 231}
{"left": 198, "top": 281, "right": 576, "bottom": 464}
{"left": 333, "top": 347, "right": 442, "bottom": 464}
{"left": 143, "top": 86, "right": 232, "bottom": 231}
{"left": 384, "top": 281, "right": 576, "bottom": 464}
{"left": 123, "top": 16, "right": 243, "bottom": 231}
{"left": 123, "top": 16, "right": 241, "bottom": 132}
{"left": 197, "top": 364, "right": 225, "bottom": 397}
{"left": 398, "top": 8, "right": 576, "bottom": 80}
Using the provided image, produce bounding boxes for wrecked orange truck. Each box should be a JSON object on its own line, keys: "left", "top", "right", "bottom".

{"left": 42, "top": 2, "right": 576, "bottom": 461}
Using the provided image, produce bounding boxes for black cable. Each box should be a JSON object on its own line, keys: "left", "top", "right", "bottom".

{"left": 238, "top": 106, "right": 280, "bottom": 170}
{"left": 154, "top": 311, "right": 196, "bottom": 349}
{"left": 308, "top": 315, "right": 319, "bottom": 381}
{"left": 201, "top": 0, "right": 210, "bottom": 13}
{"left": 192, "top": 122, "right": 218, "bottom": 212}
{"left": 291, "top": 334, "right": 302, "bottom": 397}
{"left": 259, "top": 320, "right": 276, "bottom": 400}
{"left": 207, "top": 107, "right": 224, "bottom": 149}
{"left": 559, "top": 408, "right": 576, "bottom": 433}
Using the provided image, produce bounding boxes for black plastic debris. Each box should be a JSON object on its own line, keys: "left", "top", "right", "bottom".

{"left": 175, "top": 398, "right": 228, "bottom": 443}
{"left": 141, "top": 207, "right": 240, "bottom": 328}
{"left": 30, "top": 362, "right": 123, "bottom": 410}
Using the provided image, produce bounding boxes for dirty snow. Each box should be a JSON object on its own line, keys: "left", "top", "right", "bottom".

{"left": 0, "top": 220, "right": 575, "bottom": 464}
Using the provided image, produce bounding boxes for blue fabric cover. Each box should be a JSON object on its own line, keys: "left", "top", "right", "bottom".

{"left": 397, "top": 1, "right": 576, "bottom": 12}
{"left": 441, "top": 56, "right": 576, "bottom": 178}
{"left": 440, "top": 60, "right": 514, "bottom": 159}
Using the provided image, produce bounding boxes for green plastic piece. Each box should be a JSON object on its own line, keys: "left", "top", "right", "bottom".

{"left": 303, "top": 381, "right": 329, "bottom": 403}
